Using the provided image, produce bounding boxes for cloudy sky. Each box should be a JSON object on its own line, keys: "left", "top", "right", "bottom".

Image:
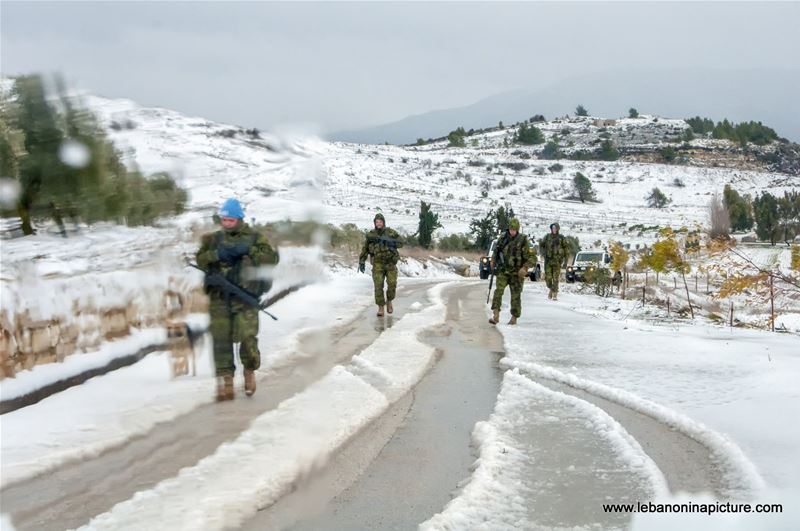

{"left": 2, "top": 1, "right": 799, "bottom": 135}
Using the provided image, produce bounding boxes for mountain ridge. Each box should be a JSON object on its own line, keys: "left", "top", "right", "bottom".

{"left": 329, "top": 68, "right": 800, "bottom": 145}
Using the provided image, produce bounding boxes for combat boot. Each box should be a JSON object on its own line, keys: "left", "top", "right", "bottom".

{"left": 386, "top": 301, "right": 394, "bottom": 314}
{"left": 244, "top": 369, "right": 256, "bottom": 397}
{"left": 216, "top": 375, "right": 234, "bottom": 401}
{"left": 508, "top": 315, "right": 518, "bottom": 325}
{"left": 552, "top": 291, "right": 559, "bottom": 301}
{"left": 547, "top": 289, "right": 553, "bottom": 300}
{"left": 488, "top": 309, "right": 500, "bottom": 325}
{"left": 377, "top": 305, "right": 385, "bottom": 317}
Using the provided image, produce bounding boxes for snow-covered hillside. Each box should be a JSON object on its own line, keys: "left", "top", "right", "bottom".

{"left": 82, "top": 93, "right": 799, "bottom": 251}
{"left": 85, "top": 94, "right": 328, "bottom": 225}
{"left": 322, "top": 133, "right": 797, "bottom": 248}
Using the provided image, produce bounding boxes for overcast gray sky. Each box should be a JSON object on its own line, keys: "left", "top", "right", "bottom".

{"left": 2, "top": 1, "right": 799, "bottom": 134}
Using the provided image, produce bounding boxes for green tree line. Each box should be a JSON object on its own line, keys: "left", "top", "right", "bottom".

{"left": 0, "top": 74, "right": 186, "bottom": 235}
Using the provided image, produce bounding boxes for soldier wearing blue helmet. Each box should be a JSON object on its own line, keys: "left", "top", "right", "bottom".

{"left": 196, "top": 198, "right": 278, "bottom": 400}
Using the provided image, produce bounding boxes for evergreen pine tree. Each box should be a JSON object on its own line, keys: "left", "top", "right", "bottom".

{"left": 572, "top": 172, "right": 596, "bottom": 203}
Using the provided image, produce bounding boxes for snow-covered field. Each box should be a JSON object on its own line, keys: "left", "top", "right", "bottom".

{"left": 322, "top": 140, "right": 797, "bottom": 247}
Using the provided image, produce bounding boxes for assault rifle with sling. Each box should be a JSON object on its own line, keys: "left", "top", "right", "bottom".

{"left": 366, "top": 235, "right": 402, "bottom": 251}
{"left": 188, "top": 262, "right": 278, "bottom": 320}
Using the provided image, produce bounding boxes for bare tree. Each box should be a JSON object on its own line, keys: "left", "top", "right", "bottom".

{"left": 708, "top": 193, "right": 731, "bottom": 240}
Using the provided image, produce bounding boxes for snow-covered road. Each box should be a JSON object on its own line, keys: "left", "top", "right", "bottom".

{"left": 274, "top": 281, "right": 750, "bottom": 530}
{"left": 2, "top": 279, "right": 798, "bottom": 530}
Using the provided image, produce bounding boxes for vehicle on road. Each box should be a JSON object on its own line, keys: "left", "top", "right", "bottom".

{"left": 566, "top": 250, "right": 622, "bottom": 286}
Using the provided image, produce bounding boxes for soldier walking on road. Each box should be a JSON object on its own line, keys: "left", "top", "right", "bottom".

{"left": 196, "top": 198, "right": 279, "bottom": 401}
{"left": 359, "top": 213, "right": 403, "bottom": 317}
{"left": 489, "top": 218, "right": 535, "bottom": 326}
{"left": 541, "top": 222, "right": 571, "bottom": 301}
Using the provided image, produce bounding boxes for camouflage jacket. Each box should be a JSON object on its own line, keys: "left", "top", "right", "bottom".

{"left": 359, "top": 227, "right": 403, "bottom": 266}
{"left": 492, "top": 232, "right": 535, "bottom": 272}
{"left": 196, "top": 222, "right": 279, "bottom": 298}
{"left": 541, "top": 233, "right": 571, "bottom": 266}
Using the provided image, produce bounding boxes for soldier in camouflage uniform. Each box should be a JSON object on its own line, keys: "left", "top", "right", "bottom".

{"left": 541, "top": 222, "right": 571, "bottom": 301}
{"left": 196, "top": 198, "right": 279, "bottom": 401}
{"left": 359, "top": 213, "right": 403, "bottom": 317}
{"left": 489, "top": 218, "right": 535, "bottom": 325}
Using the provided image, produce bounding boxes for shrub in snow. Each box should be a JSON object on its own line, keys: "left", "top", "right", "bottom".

{"left": 599, "top": 139, "right": 620, "bottom": 161}
{"left": 646, "top": 187, "right": 672, "bottom": 208}
{"left": 723, "top": 185, "right": 754, "bottom": 232}
{"left": 541, "top": 141, "right": 562, "bottom": 160}
{"left": 469, "top": 210, "right": 497, "bottom": 250}
{"left": 661, "top": 147, "right": 677, "bottom": 163}
{"left": 572, "top": 172, "right": 597, "bottom": 203}
{"left": 437, "top": 233, "right": 474, "bottom": 252}
{"left": 447, "top": 127, "right": 466, "bottom": 148}
{"left": 515, "top": 123, "right": 545, "bottom": 145}
{"left": 417, "top": 200, "right": 443, "bottom": 249}
{"left": 753, "top": 192, "right": 781, "bottom": 244}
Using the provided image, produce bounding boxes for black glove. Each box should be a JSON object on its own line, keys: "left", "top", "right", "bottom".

{"left": 217, "top": 243, "right": 250, "bottom": 264}
{"left": 358, "top": 262, "right": 366, "bottom": 273}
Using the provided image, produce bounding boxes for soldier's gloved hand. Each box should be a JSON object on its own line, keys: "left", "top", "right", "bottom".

{"left": 358, "top": 262, "right": 366, "bottom": 274}
{"left": 518, "top": 267, "right": 528, "bottom": 280}
{"left": 218, "top": 243, "right": 250, "bottom": 263}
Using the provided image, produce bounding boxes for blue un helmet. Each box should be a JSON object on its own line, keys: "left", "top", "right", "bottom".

{"left": 219, "top": 198, "right": 245, "bottom": 219}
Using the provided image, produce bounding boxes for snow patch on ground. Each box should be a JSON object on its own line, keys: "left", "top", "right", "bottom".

{"left": 502, "top": 358, "right": 764, "bottom": 499}
{"left": 423, "top": 369, "right": 668, "bottom": 530}
{"left": 0, "top": 345, "right": 216, "bottom": 489}
{"left": 0, "top": 325, "right": 171, "bottom": 402}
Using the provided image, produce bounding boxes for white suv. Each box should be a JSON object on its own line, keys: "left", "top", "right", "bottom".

{"left": 566, "top": 250, "right": 621, "bottom": 286}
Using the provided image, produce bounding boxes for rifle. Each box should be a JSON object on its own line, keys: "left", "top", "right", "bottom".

{"left": 366, "top": 235, "right": 401, "bottom": 251}
{"left": 485, "top": 233, "right": 510, "bottom": 304}
{"left": 188, "top": 262, "right": 278, "bottom": 321}
{"left": 487, "top": 269, "right": 494, "bottom": 304}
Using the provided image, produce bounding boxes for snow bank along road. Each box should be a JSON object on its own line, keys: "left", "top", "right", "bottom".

{"left": 245, "top": 281, "right": 505, "bottom": 530}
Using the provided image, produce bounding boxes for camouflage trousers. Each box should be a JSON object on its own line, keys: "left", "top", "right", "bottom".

{"left": 545, "top": 262, "right": 562, "bottom": 292}
{"left": 491, "top": 270, "right": 524, "bottom": 318}
{"left": 208, "top": 297, "right": 261, "bottom": 377}
{"left": 372, "top": 261, "right": 398, "bottom": 306}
